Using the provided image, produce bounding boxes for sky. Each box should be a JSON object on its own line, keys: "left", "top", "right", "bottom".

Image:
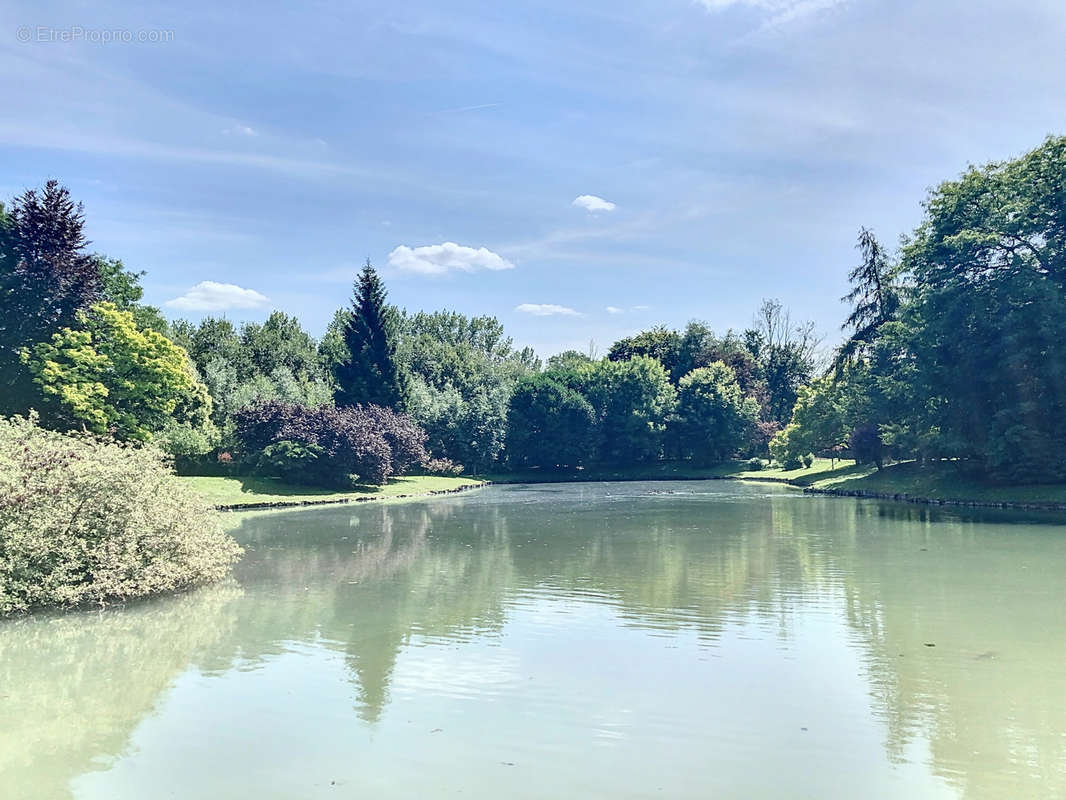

{"left": 2, "top": 0, "right": 1065, "bottom": 357}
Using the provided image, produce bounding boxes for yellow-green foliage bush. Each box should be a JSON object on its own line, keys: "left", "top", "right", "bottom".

{"left": 0, "top": 415, "right": 241, "bottom": 614}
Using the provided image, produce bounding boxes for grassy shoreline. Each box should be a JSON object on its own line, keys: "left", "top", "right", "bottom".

{"left": 797, "top": 461, "right": 1066, "bottom": 508}
{"left": 182, "top": 458, "right": 1066, "bottom": 513}
{"left": 180, "top": 474, "right": 487, "bottom": 511}
{"left": 482, "top": 458, "right": 1066, "bottom": 510}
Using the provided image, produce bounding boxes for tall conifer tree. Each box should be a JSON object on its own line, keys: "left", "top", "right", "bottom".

{"left": 333, "top": 259, "right": 405, "bottom": 409}
{"left": 833, "top": 227, "right": 899, "bottom": 370}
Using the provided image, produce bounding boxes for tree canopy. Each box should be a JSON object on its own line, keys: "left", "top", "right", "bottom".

{"left": 23, "top": 302, "right": 215, "bottom": 445}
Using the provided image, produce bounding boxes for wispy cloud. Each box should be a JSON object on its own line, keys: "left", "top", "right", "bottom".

{"left": 388, "top": 242, "right": 515, "bottom": 276}
{"left": 165, "top": 281, "right": 271, "bottom": 312}
{"left": 515, "top": 303, "right": 581, "bottom": 316}
{"left": 573, "top": 194, "right": 617, "bottom": 213}
{"left": 606, "top": 306, "right": 624, "bottom": 314}
{"left": 222, "top": 124, "right": 258, "bottom": 137}
{"left": 431, "top": 102, "right": 502, "bottom": 115}
{"left": 695, "top": 0, "right": 850, "bottom": 28}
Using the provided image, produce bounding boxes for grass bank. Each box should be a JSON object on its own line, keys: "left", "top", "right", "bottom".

{"left": 181, "top": 474, "right": 486, "bottom": 511}
{"left": 799, "top": 460, "right": 1066, "bottom": 508}
{"left": 185, "top": 459, "right": 1066, "bottom": 513}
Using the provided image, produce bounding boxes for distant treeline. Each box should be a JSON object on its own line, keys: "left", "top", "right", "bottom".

{"left": 3, "top": 134, "right": 1064, "bottom": 484}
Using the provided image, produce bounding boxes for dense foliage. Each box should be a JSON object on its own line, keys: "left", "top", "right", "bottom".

{"left": 505, "top": 374, "right": 596, "bottom": 469}
{"left": 398, "top": 310, "right": 538, "bottom": 470}
{"left": 672, "top": 364, "right": 759, "bottom": 465}
{"left": 23, "top": 302, "right": 216, "bottom": 450}
{"left": 233, "top": 400, "right": 426, "bottom": 486}
{"left": 0, "top": 416, "right": 241, "bottom": 614}
{"left": 169, "top": 311, "right": 332, "bottom": 432}
{"left": 8, "top": 136, "right": 1064, "bottom": 492}
{"left": 778, "top": 135, "right": 1066, "bottom": 482}
{"left": 0, "top": 182, "right": 101, "bottom": 414}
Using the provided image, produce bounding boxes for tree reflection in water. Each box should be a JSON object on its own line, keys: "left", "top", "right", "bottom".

{"left": 2, "top": 483, "right": 1065, "bottom": 799}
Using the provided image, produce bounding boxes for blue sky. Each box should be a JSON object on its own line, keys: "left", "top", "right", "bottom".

{"left": 2, "top": 0, "right": 1065, "bottom": 356}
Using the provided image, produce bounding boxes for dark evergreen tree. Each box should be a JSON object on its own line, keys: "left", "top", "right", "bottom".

{"left": 332, "top": 260, "right": 405, "bottom": 409}
{"left": 833, "top": 227, "right": 899, "bottom": 369}
{"left": 0, "top": 181, "right": 101, "bottom": 415}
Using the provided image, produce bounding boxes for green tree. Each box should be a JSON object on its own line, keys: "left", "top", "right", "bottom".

{"left": 505, "top": 375, "right": 595, "bottom": 469}
{"left": 333, "top": 260, "right": 405, "bottom": 409}
{"left": 240, "top": 311, "right": 321, "bottom": 382}
{"left": 672, "top": 363, "right": 758, "bottom": 465}
{"left": 769, "top": 377, "right": 849, "bottom": 467}
{"left": 392, "top": 309, "right": 537, "bottom": 469}
{"left": 0, "top": 182, "right": 102, "bottom": 415}
{"left": 171, "top": 313, "right": 332, "bottom": 435}
{"left": 546, "top": 350, "right": 594, "bottom": 372}
{"left": 898, "top": 136, "right": 1066, "bottom": 480}
{"left": 607, "top": 326, "right": 682, "bottom": 378}
{"left": 746, "top": 299, "right": 820, "bottom": 424}
{"left": 95, "top": 256, "right": 169, "bottom": 334}
{"left": 23, "top": 302, "right": 215, "bottom": 445}
{"left": 834, "top": 228, "right": 900, "bottom": 369}
{"left": 573, "top": 356, "right": 677, "bottom": 464}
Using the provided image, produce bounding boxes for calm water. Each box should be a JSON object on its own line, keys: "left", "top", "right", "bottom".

{"left": 3, "top": 482, "right": 1066, "bottom": 799}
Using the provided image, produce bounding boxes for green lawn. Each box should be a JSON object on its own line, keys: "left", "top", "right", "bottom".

{"left": 722, "top": 457, "right": 858, "bottom": 483}
{"left": 805, "top": 460, "right": 1066, "bottom": 505}
{"left": 186, "top": 459, "right": 1066, "bottom": 511}
{"left": 182, "top": 474, "right": 485, "bottom": 509}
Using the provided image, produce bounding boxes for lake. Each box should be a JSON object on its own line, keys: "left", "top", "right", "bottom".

{"left": 3, "top": 481, "right": 1066, "bottom": 799}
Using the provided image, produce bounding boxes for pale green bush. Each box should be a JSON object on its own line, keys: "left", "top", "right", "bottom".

{"left": 0, "top": 415, "right": 242, "bottom": 614}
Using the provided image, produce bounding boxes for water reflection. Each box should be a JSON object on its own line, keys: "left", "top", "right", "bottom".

{"left": 2, "top": 482, "right": 1066, "bottom": 799}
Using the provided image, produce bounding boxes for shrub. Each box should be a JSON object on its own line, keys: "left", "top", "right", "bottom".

{"left": 155, "top": 418, "right": 222, "bottom": 474}
{"left": 802, "top": 453, "right": 814, "bottom": 468}
{"left": 421, "top": 457, "right": 464, "bottom": 476}
{"left": 359, "top": 404, "right": 428, "bottom": 474}
{"left": 257, "top": 440, "right": 325, "bottom": 484}
{"left": 0, "top": 415, "right": 241, "bottom": 615}
{"left": 746, "top": 457, "right": 763, "bottom": 471}
{"left": 233, "top": 400, "right": 425, "bottom": 487}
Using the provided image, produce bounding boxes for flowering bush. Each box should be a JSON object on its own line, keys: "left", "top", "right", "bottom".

{"left": 0, "top": 415, "right": 241, "bottom": 615}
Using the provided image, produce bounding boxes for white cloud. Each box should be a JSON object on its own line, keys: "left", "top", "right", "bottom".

{"left": 515, "top": 303, "right": 581, "bottom": 317}
{"left": 606, "top": 306, "right": 624, "bottom": 314}
{"left": 387, "top": 242, "right": 515, "bottom": 276}
{"left": 572, "top": 194, "right": 617, "bottom": 213}
{"left": 165, "top": 281, "right": 271, "bottom": 312}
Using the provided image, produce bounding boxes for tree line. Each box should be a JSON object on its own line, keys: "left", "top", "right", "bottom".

{"left": 3, "top": 133, "right": 1064, "bottom": 485}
